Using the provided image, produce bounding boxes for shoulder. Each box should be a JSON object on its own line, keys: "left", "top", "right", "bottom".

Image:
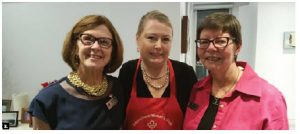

{"left": 170, "top": 59, "right": 193, "bottom": 69}
{"left": 244, "top": 72, "right": 287, "bottom": 113}
{"left": 30, "top": 77, "right": 66, "bottom": 116}
{"left": 119, "top": 59, "right": 139, "bottom": 78}
{"left": 106, "top": 75, "right": 118, "bottom": 82}
{"left": 35, "top": 77, "right": 66, "bottom": 101}
{"left": 243, "top": 64, "right": 284, "bottom": 99}
{"left": 170, "top": 59, "right": 195, "bottom": 77}
{"left": 238, "top": 62, "right": 284, "bottom": 100}
{"left": 259, "top": 79, "right": 285, "bottom": 103}
{"left": 120, "top": 59, "right": 138, "bottom": 69}
{"left": 106, "top": 75, "right": 122, "bottom": 87}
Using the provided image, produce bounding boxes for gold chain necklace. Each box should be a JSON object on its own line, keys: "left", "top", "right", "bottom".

{"left": 212, "top": 67, "right": 241, "bottom": 105}
{"left": 141, "top": 61, "right": 169, "bottom": 90}
{"left": 67, "top": 72, "right": 108, "bottom": 96}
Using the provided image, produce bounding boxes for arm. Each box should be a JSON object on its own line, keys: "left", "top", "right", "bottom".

{"left": 263, "top": 91, "right": 289, "bottom": 130}
{"left": 173, "top": 61, "right": 198, "bottom": 114}
{"left": 32, "top": 117, "right": 51, "bottom": 130}
{"left": 28, "top": 85, "right": 58, "bottom": 130}
{"left": 187, "top": 65, "right": 198, "bottom": 86}
{"left": 118, "top": 61, "right": 135, "bottom": 123}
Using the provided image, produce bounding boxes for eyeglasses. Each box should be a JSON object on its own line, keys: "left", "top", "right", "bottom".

{"left": 195, "top": 37, "right": 235, "bottom": 49}
{"left": 78, "top": 34, "right": 113, "bottom": 48}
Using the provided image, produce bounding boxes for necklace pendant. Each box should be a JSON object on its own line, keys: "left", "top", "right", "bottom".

{"left": 212, "top": 97, "right": 219, "bottom": 105}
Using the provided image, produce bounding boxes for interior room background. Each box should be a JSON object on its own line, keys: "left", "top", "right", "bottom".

{"left": 2, "top": 2, "right": 295, "bottom": 129}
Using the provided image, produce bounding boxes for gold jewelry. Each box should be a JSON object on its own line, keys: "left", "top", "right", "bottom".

{"left": 141, "top": 61, "right": 169, "bottom": 90}
{"left": 143, "top": 72, "right": 169, "bottom": 90}
{"left": 141, "top": 61, "right": 168, "bottom": 80}
{"left": 67, "top": 72, "right": 108, "bottom": 96}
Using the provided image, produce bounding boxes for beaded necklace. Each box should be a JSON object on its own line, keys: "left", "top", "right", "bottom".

{"left": 141, "top": 61, "right": 169, "bottom": 90}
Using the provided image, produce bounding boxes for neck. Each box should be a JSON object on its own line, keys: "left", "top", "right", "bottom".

{"left": 142, "top": 60, "right": 167, "bottom": 78}
{"left": 77, "top": 67, "right": 104, "bottom": 86}
{"left": 211, "top": 64, "right": 238, "bottom": 86}
{"left": 211, "top": 63, "right": 241, "bottom": 98}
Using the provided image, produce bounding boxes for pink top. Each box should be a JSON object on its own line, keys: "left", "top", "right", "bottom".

{"left": 183, "top": 62, "right": 289, "bottom": 130}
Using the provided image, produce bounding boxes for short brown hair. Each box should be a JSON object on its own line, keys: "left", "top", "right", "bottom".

{"left": 197, "top": 12, "right": 242, "bottom": 46}
{"left": 62, "top": 15, "right": 123, "bottom": 73}
{"left": 136, "top": 10, "right": 173, "bottom": 36}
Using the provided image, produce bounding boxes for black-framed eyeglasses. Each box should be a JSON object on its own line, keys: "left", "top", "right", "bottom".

{"left": 195, "top": 37, "right": 235, "bottom": 49}
{"left": 78, "top": 34, "right": 113, "bottom": 49}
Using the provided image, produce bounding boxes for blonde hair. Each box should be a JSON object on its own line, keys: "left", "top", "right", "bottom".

{"left": 136, "top": 10, "right": 173, "bottom": 36}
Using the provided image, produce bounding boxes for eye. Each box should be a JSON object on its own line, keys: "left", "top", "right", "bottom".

{"left": 147, "top": 36, "right": 156, "bottom": 41}
{"left": 214, "top": 38, "right": 227, "bottom": 44}
{"left": 146, "top": 36, "right": 159, "bottom": 43}
{"left": 98, "top": 38, "right": 111, "bottom": 46}
{"left": 83, "top": 35, "right": 93, "bottom": 41}
{"left": 162, "top": 37, "right": 171, "bottom": 42}
{"left": 200, "top": 40, "right": 209, "bottom": 44}
{"left": 81, "top": 34, "right": 96, "bottom": 45}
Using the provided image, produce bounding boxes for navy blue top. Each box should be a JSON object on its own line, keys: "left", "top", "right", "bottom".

{"left": 29, "top": 75, "right": 123, "bottom": 130}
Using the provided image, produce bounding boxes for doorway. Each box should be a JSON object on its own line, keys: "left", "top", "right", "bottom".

{"left": 195, "top": 9, "right": 230, "bottom": 80}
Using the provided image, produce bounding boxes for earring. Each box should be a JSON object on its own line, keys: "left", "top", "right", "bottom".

{"left": 75, "top": 55, "right": 80, "bottom": 65}
{"left": 234, "top": 54, "right": 238, "bottom": 61}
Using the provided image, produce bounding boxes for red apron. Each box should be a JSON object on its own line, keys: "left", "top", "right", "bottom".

{"left": 124, "top": 59, "right": 183, "bottom": 130}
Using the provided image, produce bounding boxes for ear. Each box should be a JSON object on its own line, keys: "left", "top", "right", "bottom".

{"left": 235, "top": 43, "right": 242, "bottom": 55}
{"left": 136, "top": 35, "right": 141, "bottom": 52}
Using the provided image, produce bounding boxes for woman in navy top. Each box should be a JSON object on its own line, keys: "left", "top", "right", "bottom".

{"left": 29, "top": 14, "right": 124, "bottom": 129}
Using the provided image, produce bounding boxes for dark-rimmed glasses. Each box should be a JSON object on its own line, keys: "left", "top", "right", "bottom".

{"left": 78, "top": 34, "right": 113, "bottom": 48}
{"left": 195, "top": 37, "right": 235, "bottom": 49}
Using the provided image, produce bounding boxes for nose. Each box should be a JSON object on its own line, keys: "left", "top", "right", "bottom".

{"left": 206, "top": 41, "right": 217, "bottom": 51}
{"left": 90, "top": 41, "right": 101, "bottom": 49}
{"left": 154, "top": 39, "right": 162, "bottom": 49}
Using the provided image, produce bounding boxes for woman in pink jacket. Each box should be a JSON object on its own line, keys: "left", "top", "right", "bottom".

{"left": 183, "top": 12, "right": 288, "bottom": 130}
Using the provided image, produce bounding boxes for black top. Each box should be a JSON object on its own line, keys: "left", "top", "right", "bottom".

{"left": 28, "top": 75, "right": 124, "bottom": 130}
{"left": 118, "top": 59, "right": 197, "bottom": 115}
{"left": 197, "top": 95, "right": 219, "bottom": 130}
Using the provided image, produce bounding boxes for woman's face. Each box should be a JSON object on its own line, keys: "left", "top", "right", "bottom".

{"left": 198, "top": 29, "right": 240, "bottom": 72}
{"left": 77, "top": 25, "right": 113, "bottom": 71}
{"left": 136, "top": 19, "right": 172, "bottom": 66}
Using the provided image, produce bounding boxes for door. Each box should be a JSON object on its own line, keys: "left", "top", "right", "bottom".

{"left": 195, "top": 9, "right": 229, "bottom": 80}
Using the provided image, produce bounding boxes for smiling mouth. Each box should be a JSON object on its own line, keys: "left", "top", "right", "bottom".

{"left": 205, "top": 56, "right": 220, "bottom": 62}
{"left": 90, "top": 54, "right": 104, "bottom": 59}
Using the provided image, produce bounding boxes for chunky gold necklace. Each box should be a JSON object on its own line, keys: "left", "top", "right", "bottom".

{"left": 67, "top": 72, "right": 108, "bottom": 96}
{"left": 141, "top": 61, "right": 169, "bottom": 90}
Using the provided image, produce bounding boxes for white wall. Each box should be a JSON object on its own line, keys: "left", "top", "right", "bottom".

{"left": 255, "top": 2, "right": 295, "bottom": 125}
{"left": 235, "top": 2, "right": 257, "bottom": 68}
{"left": 2, "top": 2, "right": 181, "bottom": 102}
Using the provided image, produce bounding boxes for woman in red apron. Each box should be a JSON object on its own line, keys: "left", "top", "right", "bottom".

{"left": 118, "top": 10, "right": 197, "bottom": 130}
